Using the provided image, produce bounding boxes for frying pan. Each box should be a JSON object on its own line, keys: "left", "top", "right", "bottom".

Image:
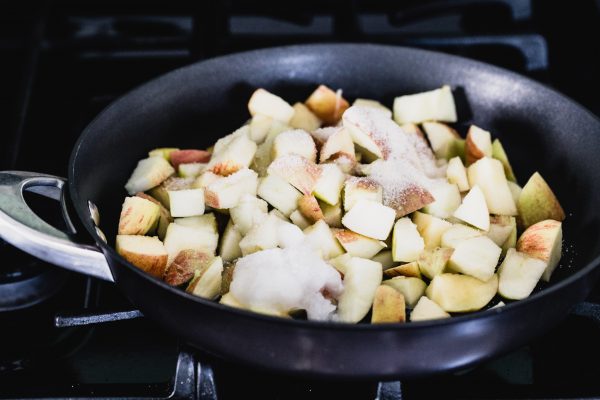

{"left": 1, "top": 44, "right": 600, "bottom": 379}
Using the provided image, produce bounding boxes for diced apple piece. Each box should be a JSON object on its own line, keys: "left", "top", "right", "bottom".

{"left": 371, "top": 250, "right": 395, "bottom": 270}
{"left": 220, "top": 220, "right": 243, "bottom": 262}
{"left": 342, "top": 200, "right": 396, "bottom": 240}
{"left": 329, "top": 253, "right": 352, "bottom": 276}
{"left": 421, "top": 122, "right": 461, "bottom": 159}
{"left": 502, "top": 220, "right": 518, "bottom": 255}
{"left": 449, "top": 236, "right": 501, "bottom": 281}
{"left": 304, "top": 220, "right": 345, "bottom": 260}
{"left": 487, "top": 215, "right": 516, "bottom": 246}
{"left": 135, "top": 193, "right": 172, "bottom": 240}
{"left": 305, "top": 85, "right": 349, "bottom": 125}
{"left": 163, "top": 222, "right": 218, "bottom": 264}
{"left": 507, "top": 181, "right": 522, "bottom": 204}
{"left": 465, "top": 125, "right": 492, "bottom": 165}
{"left": 125, "top": 156, "right": 175, "bottom": 194}
{"left": 116, "top": 235, "right": 168, "bottom": 278}
{"left": 384, "top": 262, "right": 421, "bottom": 279}
{"left": 336, "top": 257, "right": 382, "bottom": 323}
{"left": 118, "top": 196, "right": 160, "bottom": 235}
{"left": 441, "top": 223, "right": 483, "bottom": 248}
{"left": 412, "top": 211, "right": 452, "bottom": 249}
{"left": 517, "top": 172, "right": 565, "bottom": 229}
{"left": 422, "top": 181, "right": 461, "bottom": 219}
{"left": 289, "top": 102, "right": 322, "bottom": 132}
{"left": 498, "top": 248, "right": 546, "bottom": 300}
{"left": 297, "top": 194, "right": 324, "bottom": 223}
{"left": 426, "top": 273, "right": 498, "bottom": 312}
{"left": 517, "top": 219, "right": 562, "bottom": 282}
{"left": 418, "top": 247, "right": 453, "bottom": 279}
{"left": 343, "top": 106, "right": 392, "bottom": 159}
{"left": 229, "top": 194, "right": 268, "bottom": 235}
{"left": 148, "top": 183, "right": 171, "bottom": 209}
{"left": 219, "top": 292, "right": 245, "bottom": 309}
{"left": 289, "top": 209, "right": 311, "bottom": 230}
{"left": 204, "top": 168, "right": 258, "bottom": 209}
{"left": 267, "top": 154, "right": 322, "bottom": 195}
{"left": 392, "top": 218, "right": 425, "bottom": 262}
{"left": 163, "top": 249, "right": 212, "bottom": 286}
{"left": 393, "top": 85, "right": 457, "bottom": 124}
{"left": 410, "top": 296, "right": 450, "bottom": 321}
{"left": 192, "top": 171, "right": 221, "bottom": 191}
{"left": 312, "top": 163, "right": 346, "bottom": 206}
{"left": 382, "top": 276, "right": 427, "bottom": 308}
{"left": 167, "top": 188, "right": 205, "bottom": 217}
{"left": 178, "top": 163, "right": 207, "bottom": 179}
{"left": 320, "top": 127, "right": 355, "bottom": 163}
{"left": 220, "top": 263, "right": 236, "bottom": 294}
{"left": 492, "top": 139, "right": 517, "bottom": 182}
{"left": 170, "top": 149, "right": 211, "bottom": 170}
{"left": 238, "top": 214, "right": 280, "bottom": 256}
{"left": 148, "top": 147, "right": 179, "bottom": 160}
{"left": 208, "top": 131, "right": 257, "bottom": 176}
{"left": 334, "top": 229, "right": 387, "bottom": 259}
{"left": 371, "top": 285, "right": 406, "bottom": 323}
{"left": 352, "top": 98, "right": 392, "bottom": 118}
{"left": 257, "top": 174, "right": 302, "bottom": 216}
{"left": 453, "top": 185, "right": 489, "bottom": 231}
{"left": 174, "top": 214, "right": 217, "bottom": 238}
{"left": 467, "top": 157, "right": 517, "bottom": 215}
{"left": 249, "top": 114, "right": 273, "bottom": 143}
{"left": 186, "top": 256, "right": 224, "bottom": 300}
{"left": 343, "top": 177, "right": 383, "bottom": 211}
{"left": 446, "top": 156, "right": 469, "bottom": 191}
{"left": 272, "top": 129, "right": 317, "bottom": 162}
{"left": 248, "top": 88, "right": 295, "bottom": 123}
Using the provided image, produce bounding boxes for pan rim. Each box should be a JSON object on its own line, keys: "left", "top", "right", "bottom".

{"left": 69, "top": 42, "right": 600, "bottom": 331}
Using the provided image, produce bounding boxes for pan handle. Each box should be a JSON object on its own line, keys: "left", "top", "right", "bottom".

{"left": 0, "top": 171, "right": 114, "bottom": 282}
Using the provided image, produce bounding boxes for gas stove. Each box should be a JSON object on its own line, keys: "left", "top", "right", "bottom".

{"left": 2, "top": 1, "right": 600, "bottom": 399}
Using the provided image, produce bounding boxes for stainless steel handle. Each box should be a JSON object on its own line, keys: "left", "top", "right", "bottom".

{"left": 0, "top": 171, "right": 114, "bottom": 282}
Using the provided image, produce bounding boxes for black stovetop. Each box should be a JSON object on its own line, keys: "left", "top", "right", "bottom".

{"left": 2, "top": 1, "right": 600, "bottom": 399}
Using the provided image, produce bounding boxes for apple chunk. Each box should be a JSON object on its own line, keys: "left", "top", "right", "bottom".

{"left": 382, "top": 276, "right": 427, "bottom": 308}
{"left": 297, "top": 194, "right": 324, "bottom": 223}
{"left": 392, "top": 85, "right": 457, "bottom": 124}
{"left": 468, "top": 157, "right": 517, "bottom": 216}
{"left": 186, "top": 256, "right": 224, "bottom": 300}
{"left": 219, "top": 220, "right": 243, "bottom": 262}
{"left": 257, "top": 174, "right": 302, "bottom": 216}
{"left": 313, "top": 163, "right": 346, "bottom": 206}
{"left": 169, "top": 149, "right": 211, "bottom": 170}
{"left": 343, "top": 177, "right": 383, "bottom": 211}
{"left": 426, "top": 273, "right": 498, "bottom": 312}
{"left": 441, "top": 223, "right": 483, "bottom": 248}
{"left": 421, "top": 122, "right": 461, "bottom": 160}
{"left": 492, "top": 139, "right": 517, "bottom": 183}
{"left": 248, "top": 88, "right": 295, "bottom": 123}
{"left": 289, "top": 102, "right": 322, "bottom": 132}
{"left": 465, "top": 125, "right": 492, "bottom": 165}
{"left": 371, "top": 285, "right": 406, "bottom": 323}
{"left": 336, "top": 257, "right": 382, "bottom": 323}
{"left": 304, "top": 220, "right": 345, "bottom": 260}
{"left": 423, "top": 181, "right": 461, "bottom": 219}
{"left": 352, "top": 98, "right": 392, "bottom": 117}
{"left": 342, "top": 199, "right": 396, "bottom": 240}
{"left": 118, "top": 196, "right": 160, "bottom": 235}
{"left": 289, "top": 209, "right": 311, "bottom": 230}
{"left": 163, "top": 222, "right": 219, "bottom": 264}
{"left": 412, "top": 211, "right": 452, "bottom": 249}
{"left": 449, "top": 236, "right": 501, "bottom": 281}
{"left": 320, "top": 127, "right": 355, "bottom": 164}
{"left": 498, "top": 248, "right": 546, "bottom": 300}
{"left": 371, "top": 250, "right": 395, "bottom": 270}
{"left": 392, "top": 218, "right": 425, "bottom": 262}
{"left": 446, "top": 156, "right": 469, "bottom": 192}
{"left": 417, "top": 247, "right": 453, "bottom": 279}
{"left": 163, "top": 249, "right": 213, "bottom": 286}
{"left": 517, "top": 172, "right": 565, "bottom": 229}
{"left": 125, "top": 156, "right": 175, "bottom": 195}
{"left": 135, "top": 192, "right": 172, "bottom": 240}
{"left": 116, "top": 235, "right": 168, "bottom": 278}
{"left": 334, "top": 229, "right": 387, "bottom": 259}
{"left": 204, "top": 168, "right": 258, "bottom": 209}
{"left": 487, "top": 215, "right": 516, "bottom": 247}
{"left": 267, "top": 154, "right": 322, "bottom": 195}
{"left": 229, "top": 194, "right": 268, "bottom": 235}
{"left": 168, "top": 188, "right": 205, "bottom": 217}
{"left": 148, "top": 147, "right": 179, "bottom": 160}
{"left": 305, "top": 84, "right": 350, "bottom": 125}
{"left": 207, "top": 130, "right": 257, "bottom": 176}
{"left": 272, "top": 129, "right": 317, "bottom": 162}
{"left": 517, "top": 219, "right": 562, "bottom": 282}
{"left": 452, "top": 185, "right": 490, "bottom": 231}
{"left": 410, "top": 296, "right": 450, "bottom": 321}
{"left": 384, "top": 262, "right": 421, "bottom": 279}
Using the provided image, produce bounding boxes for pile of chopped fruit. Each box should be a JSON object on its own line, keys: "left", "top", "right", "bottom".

{"left": 113, "top": 84, "right": 565, "bottom": 323}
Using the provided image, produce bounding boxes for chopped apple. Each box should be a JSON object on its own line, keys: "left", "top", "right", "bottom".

{"left": 336, "top": 257, "right": 382, "bottom": 323}
{"left": 163, "top": 249, "right": 212, "bottom": 286}
{"left": 219, "top": 292, "right": 246, "bottom": 309}
{"left": 169, "top": 149, "right": 211, "bottom": 170}
{"left": 320, "top": 127, "right": 355, "bottom": 163}
{"left": 392, "top": 85, "right": 457, "bottom": 124}
{"left": 304, "top": 220, "right": 345, "bottom": 259}
{"left": 446, "top": 156, "right": 469, "bottom": 191}
{"left": 174, "top": 214, "right": 217, "bottom": 237}
{"left": 238, "top": 214, "right": 280, "bottom": 256}
{"left": 410, "top": 296, "right": 450, "bottom": 321}
{"left": 298, "top": 194, "right": 324, "bottom": 223}
{"left": 272, "top": 129, "right": 317, "bottom": 162}
{"left": 342, "top": 199, "right": 396, "bottom": 240}
{"left": 492, "top": 139, "right": 517, "bottom": 182}
{"left": 343, "top": 177, "right": 383, "bottom": 211}
{"left": 448, "top": 236, "right": 501, "bottom": 281}
{"left": 118, "top": 196, "right": 160, "bottom": 235}
{"left": 417, "top": 247, "right": 453, "bottom": 279}
{"left": 502, "top": 221, "right": 518, "bottom": 255}
{"left": 467, "top": 157, "right": 518, "bottom": 216}
{"left": 517, "top": 172, "right": 565, "bottom": 228}
{"left": 125, "top": 156, "right": 175, "bottom": 195}
{"left": 248, "top": 88, "right": 295, "bottom": 123}
{"left": 135, "top": 193, "right": 172, "bottom": 240}
{"left": 178, "top": 163, "right": 207, "bottom": 178}
{"left": 371, "top": 250, "right": 395, "bottom": 269}
{"left": 441, "top": 223, "right": 483, "bottom": 248}
{"left": 251, "top": 121, "right": 292, "bottom": 175}
{"left": 517, "top": 219, "right": 562, "bottom": 282}
{"left": 384, "top": 262, "right": 421, "bottom": 279}
{"left": 382, "top": 276, "right": 427, "bottom": 308}
{"left": 249, "top": 114, "right": 273, "bottom": 143}
{"left": 192, "top": 171, "right": 221, "bottom": 191}
{"left": 186, "top": 256, "right": 224, "bottom": 300}
{"left": 465, "top": 125, "right": 492, "bottom": 165}
{"left": 334, "top": 229, "right": 387, "bottom": 259}
{"left": 219, "top": 220, "right": 243, "bottom": 262}
{"left": 269, "top": 209, "right": 289, "bottom": 222}
{"left": 328, "top": 253, "right": 352, "bottom": 276}
{"left": 452, "top": 185, "right": 490, "bottom": 231}
{"left": 148, "top": 183, "right": 171, "bottom": 209}
{"left": 257, "top": 174, "right": 302, "bottom": 216}
{"left": 507, "top": 181, "right": 522, "bottom": 204}
{"left": 422, "top": 181, "right": 461, "bottom": 219}
{"left": 204, "top": 168, "right": 258, "bottom": 209}
{"left": 220, "top": 263, "right": 236, "bottom": 294}
{"left": 320, "top": 200, "right": 343, "bottom": 228}
{"left": 208, "top": 131, "right": 257, "bottom": 176}
{"left": 163, "top": 222, "right": 219, "bottom": 264}
{"left": 289, "top": 102, "right": 322, "bottom": 132}
{"left": 343, "top": 106, "right": 394, "bottom": 160}
{"left": 305, "top": 85, "right": 349, "bottom": 125}
{"left": 412, "top": 211, "right": 452, "bottom": 249}
{"left": 426, "top": 273, "right": 498, "bottom": 312}
{"left": 421, "top": 122, "right": 461, "bottom": 159}
{"left": 116, "top": 235, "right": 168, "bottom": 278}
{"left": 229, "top": 194, "right": 268, "bottom": 235}
{"left": 487, "top": 215, "right": 516, "bottom": 246}
{"left": 148, "top": 147, "right": 179, "bottom": 160}
{"left": 498, "top": 248, "right": 546, "bottom": 300}
{"left": 371, "top": 285, "right": 406, "bottom": 323}
{"left": 267, "top": 154, "right": 322, "bottom": 195}
{"left": 168, "top": 188, "right": 205, "bottom": 217}
{"left": 313, "top": 163, "right": 346, "bottom": 206}
{"left": 352, "top": 98, "right": 392, "bottom": 118}
{"left": 289, "top": 209, "right": 311, "bottom": 230}
{"left": 392, "top": 217, "right": 425, "bottom": 262}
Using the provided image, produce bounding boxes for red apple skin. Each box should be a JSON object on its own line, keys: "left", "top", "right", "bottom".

{"left": 170, "top": 150, "right": 211, "bottom": 169}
